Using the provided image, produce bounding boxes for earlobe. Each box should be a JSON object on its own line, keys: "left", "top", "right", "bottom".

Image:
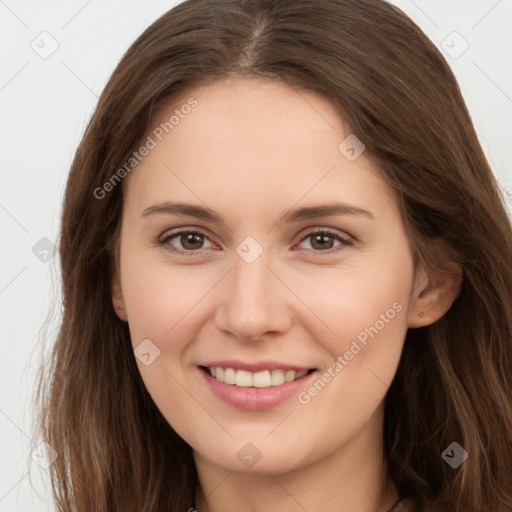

{"left": 111, "top": 273, "right": 128, "bottom": 322}
{"left": 408, "top": 264, "right": 463, "bottom": 328}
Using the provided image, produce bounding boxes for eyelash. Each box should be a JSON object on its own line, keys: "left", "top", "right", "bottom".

{"left": 158, "top": 228, "right": 354, "bottom": 256}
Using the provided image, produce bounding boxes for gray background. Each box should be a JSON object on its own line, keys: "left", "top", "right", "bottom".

{"left": 1, "top": 1, "right": 511, "bottom": 510}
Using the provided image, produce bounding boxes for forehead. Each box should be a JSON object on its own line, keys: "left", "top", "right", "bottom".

{"left": 147, "top": 77, "right": 346, "bottom": 156}
{"left": 122, "top": 77, "right": 396, "bottom": 223}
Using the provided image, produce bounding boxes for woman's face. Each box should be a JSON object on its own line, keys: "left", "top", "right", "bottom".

{"left": 113, "top": 77, "right": 422, "bottom": 474}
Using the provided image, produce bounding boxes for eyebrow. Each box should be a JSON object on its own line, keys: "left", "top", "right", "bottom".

{"left": 141, "top": 200, "right": 375, "bottom": 224}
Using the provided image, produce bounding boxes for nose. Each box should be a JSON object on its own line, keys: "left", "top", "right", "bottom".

{"left": 214, "top": 249, "right": 292, "bottom": 343}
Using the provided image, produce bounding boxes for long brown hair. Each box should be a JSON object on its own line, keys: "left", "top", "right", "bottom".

{"left": 32, "top": 0, "right": 512, "bottom": 510}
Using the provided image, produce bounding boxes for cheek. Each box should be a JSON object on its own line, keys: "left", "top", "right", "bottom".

{"left": 294, "top": 245, "right": 412, "bottom": 415}
{"left": 119, "top": 250, "right": 213, "bottom": 443}
{"left": 120, "top": 239, "right": 202, "bottom": 346}
{"left": 299, "top": 250, "right": 413, "bottom": 360}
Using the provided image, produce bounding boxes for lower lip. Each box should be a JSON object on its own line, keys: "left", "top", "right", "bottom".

{"left": 199, "top": 367, "right": 317, "bottom": 410}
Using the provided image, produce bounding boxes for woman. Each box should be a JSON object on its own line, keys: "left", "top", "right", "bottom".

{"left": 33, "top": 0, "right": 512, "bottom": 511}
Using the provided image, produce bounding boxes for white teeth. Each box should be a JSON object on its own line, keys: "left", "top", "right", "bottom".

{"left": 235, "top": 370, "right": 253, "bottom": 387}
{"left": 284, "top": 370, "right": 296, "bottom": 383}
{"left": 224, "top": 368, "right": 236, "bottom": 385}
{"left": 252, "top": 370, "right": 271, "bottom": 387}
{"left": 208, "top": 367, "right": 311, "bottom": 388}
{"left": 270, "top": 369, "right": 285, "bottom": 386}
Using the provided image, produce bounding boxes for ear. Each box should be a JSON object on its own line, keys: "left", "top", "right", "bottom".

{"left": 408, "top": 259, "right": 463, "bottom": 329}
{"left": 111, "top": 267, "right": 128, "bottom": 322}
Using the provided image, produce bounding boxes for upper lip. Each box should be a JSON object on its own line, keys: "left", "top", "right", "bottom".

{"left": 200, "top": 360, "right": 315, "bottom": 373}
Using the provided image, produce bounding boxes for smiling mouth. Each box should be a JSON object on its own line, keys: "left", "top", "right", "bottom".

{"left": 200, "top": 366, "right": 316, "bottom": 388}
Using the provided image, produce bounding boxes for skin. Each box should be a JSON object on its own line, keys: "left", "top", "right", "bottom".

{"left": 111, "top": 77, "right": 461, "bottom": 512}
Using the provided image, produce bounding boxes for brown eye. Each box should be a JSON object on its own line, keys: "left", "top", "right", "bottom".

{"left": 310, "top": 233, "right": 335, "bottom": 250}
{"left": 297, "top": 230, "right": 353, "bottom": 252}
{"left": 180, "top": 232, "right": 205, "bottom": 250}
{"left": 161, "top": 230, "right": 215, "bottom": 253}
{"left": 160, "top": 228, "right": 352, "bottom": 255}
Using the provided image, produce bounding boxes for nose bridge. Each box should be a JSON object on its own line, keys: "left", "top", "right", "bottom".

{"left": 215, "top": 244, "right": 290, "bottom": 341}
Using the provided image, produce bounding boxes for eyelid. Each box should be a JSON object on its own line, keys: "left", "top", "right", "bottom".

{"left": 158, "top": 226, "right": 354, "bottom": 255}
